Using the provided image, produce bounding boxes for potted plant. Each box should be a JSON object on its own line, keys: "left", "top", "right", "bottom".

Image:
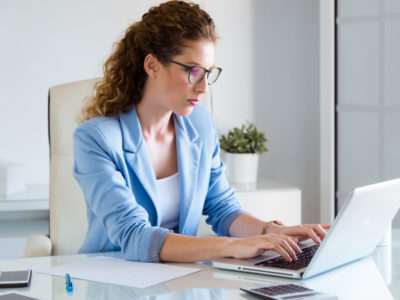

{"left": 219, "top": 122, "right": 268, "bottom": 184}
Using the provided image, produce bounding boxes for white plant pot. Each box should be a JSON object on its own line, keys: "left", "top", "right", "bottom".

{"left": 223, "top": 152, "right": 259, "bottom": 184}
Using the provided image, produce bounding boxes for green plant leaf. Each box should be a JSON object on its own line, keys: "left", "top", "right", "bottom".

{"left": 219, "top": 121, "right": 268, "bottom": 154}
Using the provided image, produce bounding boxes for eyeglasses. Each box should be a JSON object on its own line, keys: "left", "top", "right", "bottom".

{"left": 165, "top": 59, "right": 222, "bottom": 85}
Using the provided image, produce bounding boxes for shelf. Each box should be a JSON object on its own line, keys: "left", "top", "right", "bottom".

{"left": 0, "top": 218, "right": 49, "bottom": 238}
{"left": 0, "top": 184, "right": 49, "bottom": 212}
{"left": 0, "top": 199, "right": 49, "bottom": 212}
{"left": 0, "top": 183, "right": 49, "bottom": 201}
{"left": 231, "top": 177, "right": 301, "bottom": 193}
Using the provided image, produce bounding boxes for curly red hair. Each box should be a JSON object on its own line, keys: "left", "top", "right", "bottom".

{"left": 80, "top": 0, "right": 216, "bottom": 122}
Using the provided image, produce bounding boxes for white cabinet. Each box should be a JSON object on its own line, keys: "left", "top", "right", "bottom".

{"left": 197, "top": 178, "right": 302, "bottom": 236}
{"left": 0, "top": 184, "right": 49, "bottom": 259}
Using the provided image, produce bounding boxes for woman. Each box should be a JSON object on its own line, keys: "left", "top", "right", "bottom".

{"left": 74, "top": 0, "right": 329, "bottom": 263}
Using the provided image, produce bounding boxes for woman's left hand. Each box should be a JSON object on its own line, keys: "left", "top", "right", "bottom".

{"left": 267, "top": 223, "right": 331, "bottom": 245}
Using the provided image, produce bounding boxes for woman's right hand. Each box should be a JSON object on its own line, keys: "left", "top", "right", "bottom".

{"left": 228, "top": 234, "right": 302, "bottom": 262}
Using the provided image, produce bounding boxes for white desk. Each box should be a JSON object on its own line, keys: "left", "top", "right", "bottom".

{"left": 0, "top": 229, "right": 399, "bottom": 300}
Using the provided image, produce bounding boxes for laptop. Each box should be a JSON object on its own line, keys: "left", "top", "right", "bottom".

{"left": 212, "top": 179, "right": 400, "bottom": 279}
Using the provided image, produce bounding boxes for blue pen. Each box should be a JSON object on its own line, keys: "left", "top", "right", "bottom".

{"left": 65, "top": 273, "right": 73, "bottom": 292}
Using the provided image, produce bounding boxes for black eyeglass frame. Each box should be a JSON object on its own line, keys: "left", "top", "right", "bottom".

{"left": 165, "top": 58, "right": 222, "bottom": 85}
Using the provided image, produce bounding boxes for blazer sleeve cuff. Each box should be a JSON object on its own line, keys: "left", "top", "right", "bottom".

{"left": 147, "top": 227, "right": 172, "bottom": 262}
{"left": 219, "top": 209, "right": 246, "bottom": 237}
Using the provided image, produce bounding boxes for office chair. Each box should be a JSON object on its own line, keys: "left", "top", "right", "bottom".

{"left": 23, "top": 78, "right": 98, "bottom": 257}
{"left": 23, "top": 78, "right": 214, "bottom": 257}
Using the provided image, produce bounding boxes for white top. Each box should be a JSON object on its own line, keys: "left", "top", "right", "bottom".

{"left": 156, "top": 172, "right": 180, "bottom": 230}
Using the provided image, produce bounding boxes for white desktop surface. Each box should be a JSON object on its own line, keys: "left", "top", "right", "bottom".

{"left": 0, "top": 229, "right": 399, "bottom": 300}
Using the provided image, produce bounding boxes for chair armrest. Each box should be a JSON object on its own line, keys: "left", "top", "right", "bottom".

{"left": 23, "top": 234, "right": 52, "bottom": 257}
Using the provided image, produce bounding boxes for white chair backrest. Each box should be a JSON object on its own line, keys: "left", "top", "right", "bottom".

{"left": 48, "top": 78, "right": 99, "bottom": 255}
{"left": 48, "top": 78, "right": 213, "bottom": 254}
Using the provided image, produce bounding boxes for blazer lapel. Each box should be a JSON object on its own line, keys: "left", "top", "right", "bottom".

{"left": 118, "top": 107, "right": 203, "bottom": 230}
{"left": 174, "top": 114, "right": 203, "bottom": 234}
{"left": 119, "top": 107, "right": 160, "bottom": 224}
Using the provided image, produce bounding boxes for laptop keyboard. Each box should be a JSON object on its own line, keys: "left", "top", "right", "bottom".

{"left": 255, "top": 245, "right": 319, "bottom": 270}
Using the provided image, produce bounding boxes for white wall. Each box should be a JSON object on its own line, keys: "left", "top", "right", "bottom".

{"left": 253, "top": 0, "right": 321, "bottom": 223}
{"left": 0, "top": 0, "right": 254, "bottom": 184}
{"left": 336, "top": 0, "right": 400, "bottom": 228}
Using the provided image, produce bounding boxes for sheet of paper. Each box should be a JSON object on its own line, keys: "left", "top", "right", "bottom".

{"left": 39, "top": 256, "right": 200, "bottom": 288}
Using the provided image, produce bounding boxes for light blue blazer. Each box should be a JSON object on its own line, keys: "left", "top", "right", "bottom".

{"left": 73, "top": 104, "right": 244, "bottom": 262}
